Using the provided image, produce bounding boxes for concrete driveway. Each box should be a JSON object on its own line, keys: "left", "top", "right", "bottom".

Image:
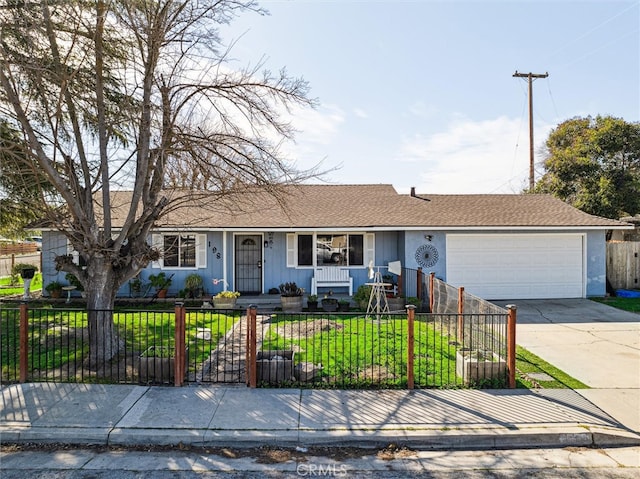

{"left": 496, "top": 298, "right": 640, "bottom": 432}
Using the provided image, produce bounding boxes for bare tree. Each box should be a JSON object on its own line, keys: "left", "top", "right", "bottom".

{"left": 0, "top": 0, "right": 316, "bottom": 366}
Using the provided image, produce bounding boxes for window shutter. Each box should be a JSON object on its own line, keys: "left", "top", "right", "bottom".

{"left": 196, "top": 234, "right": 207, "bottom": 268}
{"left": 152, "top": 234, "right": 163, "bottom": 268}
{"left": 364, "top": 233, "right": 375, "bottom": 267}
{"left": 286, "top": 233, "right": 296, "bottom": 267}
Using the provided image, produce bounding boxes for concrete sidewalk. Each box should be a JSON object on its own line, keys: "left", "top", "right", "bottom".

{"left": 2, "top": 383, "right": 639, "bottom": 450}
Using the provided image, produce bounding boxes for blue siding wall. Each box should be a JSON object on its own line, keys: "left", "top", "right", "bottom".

{"left": 40, "top": 228, "right": 608, "bottom": 299}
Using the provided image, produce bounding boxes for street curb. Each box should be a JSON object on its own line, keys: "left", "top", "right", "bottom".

{"left": 4, "top": 424, "right": 639, "bottom": 451}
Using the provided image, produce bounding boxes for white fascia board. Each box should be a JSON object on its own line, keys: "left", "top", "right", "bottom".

{"left": 147, "top": 224, "right": 632, "bottom": 232}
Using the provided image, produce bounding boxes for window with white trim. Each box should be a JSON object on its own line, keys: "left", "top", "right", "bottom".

{"left": 287, "top": 233, "right": 373, "bottom": 267}
{"left": 152, "top": 233, "right": 207, "bottom": 269}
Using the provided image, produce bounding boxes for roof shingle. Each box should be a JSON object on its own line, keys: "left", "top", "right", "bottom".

{"left": 106, "top": 184, "right": 628, "bottom": 229}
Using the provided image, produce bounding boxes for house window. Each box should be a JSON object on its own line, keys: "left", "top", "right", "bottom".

{"left": 163, "top": 234, "right": 196, "bottom": 267}
{"left": 298, "top": 234, "right": 313, "bottom": 266}
{"left": 287, "top": 233, "right": 372, "bottom": 267}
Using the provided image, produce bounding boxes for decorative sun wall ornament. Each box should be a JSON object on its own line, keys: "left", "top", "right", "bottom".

{"left": 415, "top": 244, "right": 439, "bottom": 268}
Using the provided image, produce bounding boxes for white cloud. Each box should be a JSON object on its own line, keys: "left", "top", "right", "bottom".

{"left": 277, "top": 103, "right": 346, "bottom": 170}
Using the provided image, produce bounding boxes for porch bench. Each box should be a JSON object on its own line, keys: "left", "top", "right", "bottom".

{"left": 311, "top": 267, "right": 353, "bottom": 296}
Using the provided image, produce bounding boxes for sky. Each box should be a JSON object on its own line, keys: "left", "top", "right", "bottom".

{"left": 220, "top": 0, "right": 640, "bottom": 194}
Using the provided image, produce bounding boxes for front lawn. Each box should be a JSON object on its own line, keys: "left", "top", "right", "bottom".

{"left": 0, "top": 306, "right": 240, "bottom": 382}
{"left": 261, "top": 315, "right": 461, "bottom": 388}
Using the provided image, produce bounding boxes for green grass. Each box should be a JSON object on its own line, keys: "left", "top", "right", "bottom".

{"left": 261, "top": 315, "right": 467, "bottom": 388}
{"left": 515, "top": 346, "right": 588, "bottom": 389}
{"left": 0, "top": 306, "right": 240, "bottom": 381}
{"left": 591, "top": 296, "right": 640, "bottom": 313}
{"left": 0, "top": 273, "right": 42, "bottom": 297}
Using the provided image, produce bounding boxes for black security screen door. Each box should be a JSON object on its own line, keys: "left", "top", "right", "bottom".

{"left": 235, "top": 235, "right": 262, "bottom": 294}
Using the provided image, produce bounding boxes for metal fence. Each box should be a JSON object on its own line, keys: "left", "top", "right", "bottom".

{"left": 246, "top": 309, "right": 511, "bottom": 389}
{"left": 0, "top": 305, "right": 244, "bottom": 386}
{"left": 1, "top": 303, "right": 514, "bottom": 389}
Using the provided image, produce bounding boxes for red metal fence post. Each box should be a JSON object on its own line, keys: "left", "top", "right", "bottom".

{"left": 406, "top": 305, "right": 416, "bottom": 389}
{"left": 506, "top": 304, "right": 517, "bottom": 388}
{"left": 19, "top": 302, "right": 28, "bottom": 383}
{"left": 174, "top": 302, "right": 186, "bottom": 387}
{"left": 457, "top": 287, "right": 464, "bottom": 343}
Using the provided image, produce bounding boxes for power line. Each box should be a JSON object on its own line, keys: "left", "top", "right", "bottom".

{"left": 513, "top": 71, "right": 549, "bottom": 192}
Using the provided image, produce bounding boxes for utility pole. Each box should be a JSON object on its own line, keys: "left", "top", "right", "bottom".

{"left": 513, "top": 71, "right": 548, "bottom": 192}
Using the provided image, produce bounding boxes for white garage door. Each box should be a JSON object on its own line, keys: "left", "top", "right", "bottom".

{"left": 446, "top": 234, "right": 584, "bottom": 300}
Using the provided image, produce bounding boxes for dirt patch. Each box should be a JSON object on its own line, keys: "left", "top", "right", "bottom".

{"left": 354, "top": 365, "right": 397, "bottom": 381}
{"left": 272, "top": 319, "right": 343, "bottom": 341}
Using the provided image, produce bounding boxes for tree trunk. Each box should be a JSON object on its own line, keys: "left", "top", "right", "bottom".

{"left": 83, "top": 262, "right": 123, "bottom": 374}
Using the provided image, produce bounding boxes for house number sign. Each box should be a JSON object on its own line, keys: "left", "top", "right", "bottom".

{"left": 415, "top": 244, "right": 439, "bottom": 268}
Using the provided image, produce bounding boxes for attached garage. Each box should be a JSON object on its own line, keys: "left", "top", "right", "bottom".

{"left": 446, "top": 233, "right": 585, "bottom": 300}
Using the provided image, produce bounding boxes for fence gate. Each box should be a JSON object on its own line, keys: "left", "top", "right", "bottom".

{"left": 186, "top": 309, "right": 248, "bottom": 384}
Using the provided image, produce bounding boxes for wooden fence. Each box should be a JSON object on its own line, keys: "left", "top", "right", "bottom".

{"left": 607, "top": 241, "right": 640, "bottom": 290}
{"left": 0, "top": 243, "right": 38, "bottom": 255}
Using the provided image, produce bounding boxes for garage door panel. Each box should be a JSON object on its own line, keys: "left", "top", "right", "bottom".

{"left": 446, "top": 234, "right": 584, "bottom": 300}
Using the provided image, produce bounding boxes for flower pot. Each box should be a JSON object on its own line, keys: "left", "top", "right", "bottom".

{"left": 157, "top": 289, "right": 168, "bottom": 299}
{"left": 456, "top": 349, "right": 506, "bottom": 385}
{"left": 338, "top": 302, "right": 350, "bottom": 312}
{"left": 213, "top": 298, "right": 237, "bottom": 309}
{"left": 281, "top": 295, "right": 303, "bottom": 312}
{"left": 20, "top": 268, "right": 36, "bottom": 280}
{"left": 322, "top": 298, "right": 338, "bottom": 312}
{"left": 307, "top": 300, "right": 318, "bottom": 312}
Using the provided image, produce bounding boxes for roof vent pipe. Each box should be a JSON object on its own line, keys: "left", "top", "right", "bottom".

{"left": 410, "top": 187, "right": 416, "bottom": 197}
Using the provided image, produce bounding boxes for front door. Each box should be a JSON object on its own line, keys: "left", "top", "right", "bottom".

{"left": 235, "top": 235, "right": 262, "bottom": 294}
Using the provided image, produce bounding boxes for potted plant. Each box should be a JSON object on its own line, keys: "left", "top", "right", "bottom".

{"left": 338, "top": 299, "right": 351, "bottom": 312}
{"left": 45, "top": 280, "right": 64, "bottom": 298}
{"left": 279, "top": 282, "right": 304, "bottom": 312}
{"left": 148, "top": 272, "right": 172, "bottom": 298}
{"left": 307, "top": 294, "right": 318, "bottom": 311}
{"left": 183, "top": 273, "right": 204, "bottom": 298}
{"left": 321, "top": 291, "right": 338, "bottom": 312}
{"left": 13, "top": 263, "right": 37, "bottom": 283}
{"left": 213, "top": 290, "right": 240, "bottom": 309}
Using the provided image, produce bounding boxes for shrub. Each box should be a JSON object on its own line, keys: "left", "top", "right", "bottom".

{"left": 11, "top": 263, "right": 38, "bottom": 285}
{"left": 279, "top": 282, "right": 304, "bottom": 297}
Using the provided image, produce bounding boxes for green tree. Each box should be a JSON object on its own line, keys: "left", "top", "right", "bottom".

{"left": 535, "top": 116, "right": 640, "bottom": 219}
{"left": 0, "top": 121, "right": 55, "bottom": 238}
{"left": 0, "top": 1, "right": 316, "bottom": 366}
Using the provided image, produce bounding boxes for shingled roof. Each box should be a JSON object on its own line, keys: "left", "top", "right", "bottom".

{"left": 106, "top": 184, "right": 628, "bottom": 230}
